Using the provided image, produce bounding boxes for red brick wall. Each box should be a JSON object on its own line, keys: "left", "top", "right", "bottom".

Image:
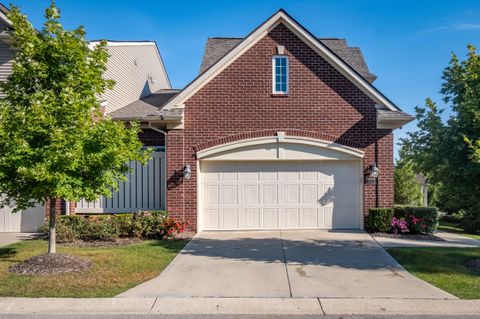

{"left": 167, "top": 23, "right": 394, "bottom": 231}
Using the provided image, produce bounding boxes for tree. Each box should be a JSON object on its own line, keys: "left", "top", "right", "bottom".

{"left": 394, "top": 159, "right": 422, "bottom": 206}
{"left": 0, "top": 2, "right": 148, "bottom": 253}
{"left": 400, "top": 45, "right": 480, "bottom": 233}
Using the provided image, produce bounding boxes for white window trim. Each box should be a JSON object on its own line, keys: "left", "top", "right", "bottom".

{"left": 272, "top": 55, "right": 289, "bottom": 94}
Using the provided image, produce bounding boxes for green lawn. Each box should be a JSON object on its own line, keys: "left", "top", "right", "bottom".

{"left": 387, "top": 247, "right": 480, "bottom": 299}
{"left": 438, "top": 221, "right": 480, "bottom": 241}
{"left": 0, "top": 239, "right": 187, "bottom": 297}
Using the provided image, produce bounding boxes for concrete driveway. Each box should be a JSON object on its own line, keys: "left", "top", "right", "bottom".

{"left": 118, "top": 230, "right": 455, "bottom": 299}
{"left": 0, "top": 233, "right": 37, "bottom": 248}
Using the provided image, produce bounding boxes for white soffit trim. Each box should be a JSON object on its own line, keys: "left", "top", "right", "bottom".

{"left": 163, "top": 10, "right": 400, "bottom": 112}
{"left": 196, "top": 135, "right": 364, "bottom": 159}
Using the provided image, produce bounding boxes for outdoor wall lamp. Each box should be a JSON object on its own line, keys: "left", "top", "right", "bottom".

{"left": 182, "top": 164, "right": 191, "bottom": 180}
{"left": 364, "top": 162, "right": 379, "bottom": 184}
{"left": 368, "top": 162, "right": 379, "bottom": 178}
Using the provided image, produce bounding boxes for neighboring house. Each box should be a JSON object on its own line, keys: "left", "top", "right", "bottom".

{"left": 0, "top": 4, "right": 172, "bottom": 231}
{"left": 109, "top": 9, "right": 414, "bottom": 232}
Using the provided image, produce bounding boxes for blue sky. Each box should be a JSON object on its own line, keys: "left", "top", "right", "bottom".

{"left": 9, "top": 0, "right": 480, "bottom": 157}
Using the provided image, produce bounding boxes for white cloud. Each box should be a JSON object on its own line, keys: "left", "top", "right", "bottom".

{"left": 419, "top": 23, "right": 480, "bottom": 34}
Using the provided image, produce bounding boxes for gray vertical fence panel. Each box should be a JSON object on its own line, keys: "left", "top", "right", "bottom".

{"left": 76, "top": 152, "right": 166, "bottom": 213}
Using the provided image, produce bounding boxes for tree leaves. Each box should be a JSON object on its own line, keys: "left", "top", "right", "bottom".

{"left": 400, "top": 45, "right": 480, "bottom": 222}
{"left": 0, "top": 3, "right": 148, "bottom": 210}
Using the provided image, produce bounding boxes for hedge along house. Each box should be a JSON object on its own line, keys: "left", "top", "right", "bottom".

{"left": 109, "top": 9, "right": 413, "bottom": 232}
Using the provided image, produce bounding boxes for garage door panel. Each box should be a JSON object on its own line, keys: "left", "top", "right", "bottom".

{"left": 244, "top": 185, "right": 260, "bottom": 204}
{"left": 222, "top": 171, "right": 239, "bottom": 181}
{"left": 320, "top": 183, "right": 336, "bottom": 206}
{"left": 284, "top": 170, "right": 300, "bottom": 181}
{"left": 301, "top": 163, "right": 320, "bottom": 181}
{"left": 245, "top": 208, "right": 260, "bottom": 228}
{"left": 204, "top": 185, "right": 220, "bottom": 204}
{"left": 262, "top": 170, "right": 278, "bottom": 180}
{"left": 322, "top": 207, "right": 333, "bottom": 228}
{"left": 263, "top": 185, "right": 278, "bottom": 204}
{"left": 284, "top": 184, "right": 300, "bottom": 204}
{"left": 300, "top": 207, "right": 318, "bottom": 228}
{"left": 222, "top": 185, "right": 238, "bottom": 204}
{"left": 244, "top": 171, "right": 260, "bottom": 181}
{"left": 200, "top": 161, "right": 360, "bottom": 230}
{"left": 263, "top": 208, "right": 279, "bottom": 228}
{"left": 203, "top": 209, "right": 220, "bottom": 229}
{"left": 283, "top": 207, "right": 300, "bottom": 228}
{"left": 303, "top": 184, "right": 319, "bottom": 203}
{"left": 223, "top": 208, "right": 239, "bottom": 228}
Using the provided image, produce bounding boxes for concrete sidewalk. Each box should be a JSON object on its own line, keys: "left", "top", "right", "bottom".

{"left": 0, "top": 297, "right": 479, "bottom": 316}
{"left": 373, "top": 231, "right": 480, "bottom": 248}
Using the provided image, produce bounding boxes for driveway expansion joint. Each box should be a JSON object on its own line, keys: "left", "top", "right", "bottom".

{"left": 279, "top": 230, "right": 293, "bottom": 298}
{"left": 317, "top": 297, "right": 325, "bottom": 315}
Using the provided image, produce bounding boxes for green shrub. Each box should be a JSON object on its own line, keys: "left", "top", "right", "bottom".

{"left": 82, "top": 215, "right": 120, "bottom": 241}
{"left": 40, "top": 210, "right": 186, "bottom": 242}
{"left": 113, "top": 214, "right": 142, "bottom": 237}
{"left": 394, "top": 206, "right": 438, "bottom": 234}
{"left": 461, "top": 210, "right": 480, "bottom": 234}
{"left": 137, "top": 211, "right": 169, "bottom": 239}
{"left": 367, "top": 208, "right": 393, "bottom": 233}
{"left": 40, "top": 215, "right": 85, "bottom": 242}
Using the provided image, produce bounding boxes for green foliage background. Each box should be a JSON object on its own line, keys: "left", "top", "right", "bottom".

{"left": 0, "top": 3, "right": 148, "bottom": 210}
{"left": 400, "top": 45, "right": 480, "bottom": 233}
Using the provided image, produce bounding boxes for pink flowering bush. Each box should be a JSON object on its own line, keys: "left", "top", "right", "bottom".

{"left": 391, "top": 217, "right": 409, "bottom": 234}
{"left": 394, "top": 206, "right": 438, "bottom": 234}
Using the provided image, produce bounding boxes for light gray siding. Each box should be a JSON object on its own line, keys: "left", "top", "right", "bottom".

{"left": 100, "top": 43, "right": 171, "bottom": 114}
{"left": 0, "top": 40, "right": 13, "bottom": 97}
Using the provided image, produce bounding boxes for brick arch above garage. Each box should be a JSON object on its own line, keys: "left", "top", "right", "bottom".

{"left": 193, "top": 129, "right": 364, "bottom": 155}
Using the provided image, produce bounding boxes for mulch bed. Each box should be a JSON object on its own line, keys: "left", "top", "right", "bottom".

{"left": 59, "top": 237, "right": 142, "bottom": 248}
{"left": 465, "top": 259, "right": 480, "bottom": 274}
{"left": 8, "top": 254, "right": 92, "bottom": 275}
{"left": 372, "top": 232, "right": 445, "bottom": 241}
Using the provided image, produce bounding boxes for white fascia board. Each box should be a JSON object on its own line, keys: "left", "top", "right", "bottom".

{"left": 163, "top": 10, "right": 401, "bottom": 112}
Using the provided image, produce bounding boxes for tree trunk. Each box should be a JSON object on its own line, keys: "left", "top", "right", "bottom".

{"left": 48, "top": 197, "right": 57, "bottom": 254}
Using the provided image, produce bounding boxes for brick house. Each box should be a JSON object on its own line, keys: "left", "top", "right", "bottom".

{"left": 0, "top": 8, "right": 413, "bottom": 233}
{"left": 110, "top": 10, "right": 413, "bottom": 232}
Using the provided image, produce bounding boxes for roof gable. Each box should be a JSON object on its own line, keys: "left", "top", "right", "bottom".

{"left": 200, "top": 37, "right": 377, "bottom": 83}
{"left": 163, "top": 9, "right": 400, "bottom": 112}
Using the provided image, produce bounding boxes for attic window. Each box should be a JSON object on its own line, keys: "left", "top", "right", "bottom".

{"left": 272, "top": 56, "right": 288, "bottom": 94}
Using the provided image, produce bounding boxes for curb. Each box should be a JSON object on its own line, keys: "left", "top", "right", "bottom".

{"left": 0, "top": 297, "right": 479, "bottom": 315}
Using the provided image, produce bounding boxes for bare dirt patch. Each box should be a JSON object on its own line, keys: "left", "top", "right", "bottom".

{"left": 372, "top": 233, "right": 445, "bottom": 241}
{"left": 8, "top": 253, "right": 92, "bottom": 275}
{"left": 465, "top": 258, "right": 480, "bottom": 274}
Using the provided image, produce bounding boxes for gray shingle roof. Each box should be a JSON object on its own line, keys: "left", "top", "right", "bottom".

{"left": 109, "top": 89, "right": 180, "bottom": 120}
{"left": 199, "top": 37, "right": 377, "bottom": 83}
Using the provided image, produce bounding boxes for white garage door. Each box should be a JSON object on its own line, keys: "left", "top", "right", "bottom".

{"left": 0, "top": 203, "right": 45, "bottom": 232}
{"left": 200, "top": 160, "right": 362, "bottom": 230}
